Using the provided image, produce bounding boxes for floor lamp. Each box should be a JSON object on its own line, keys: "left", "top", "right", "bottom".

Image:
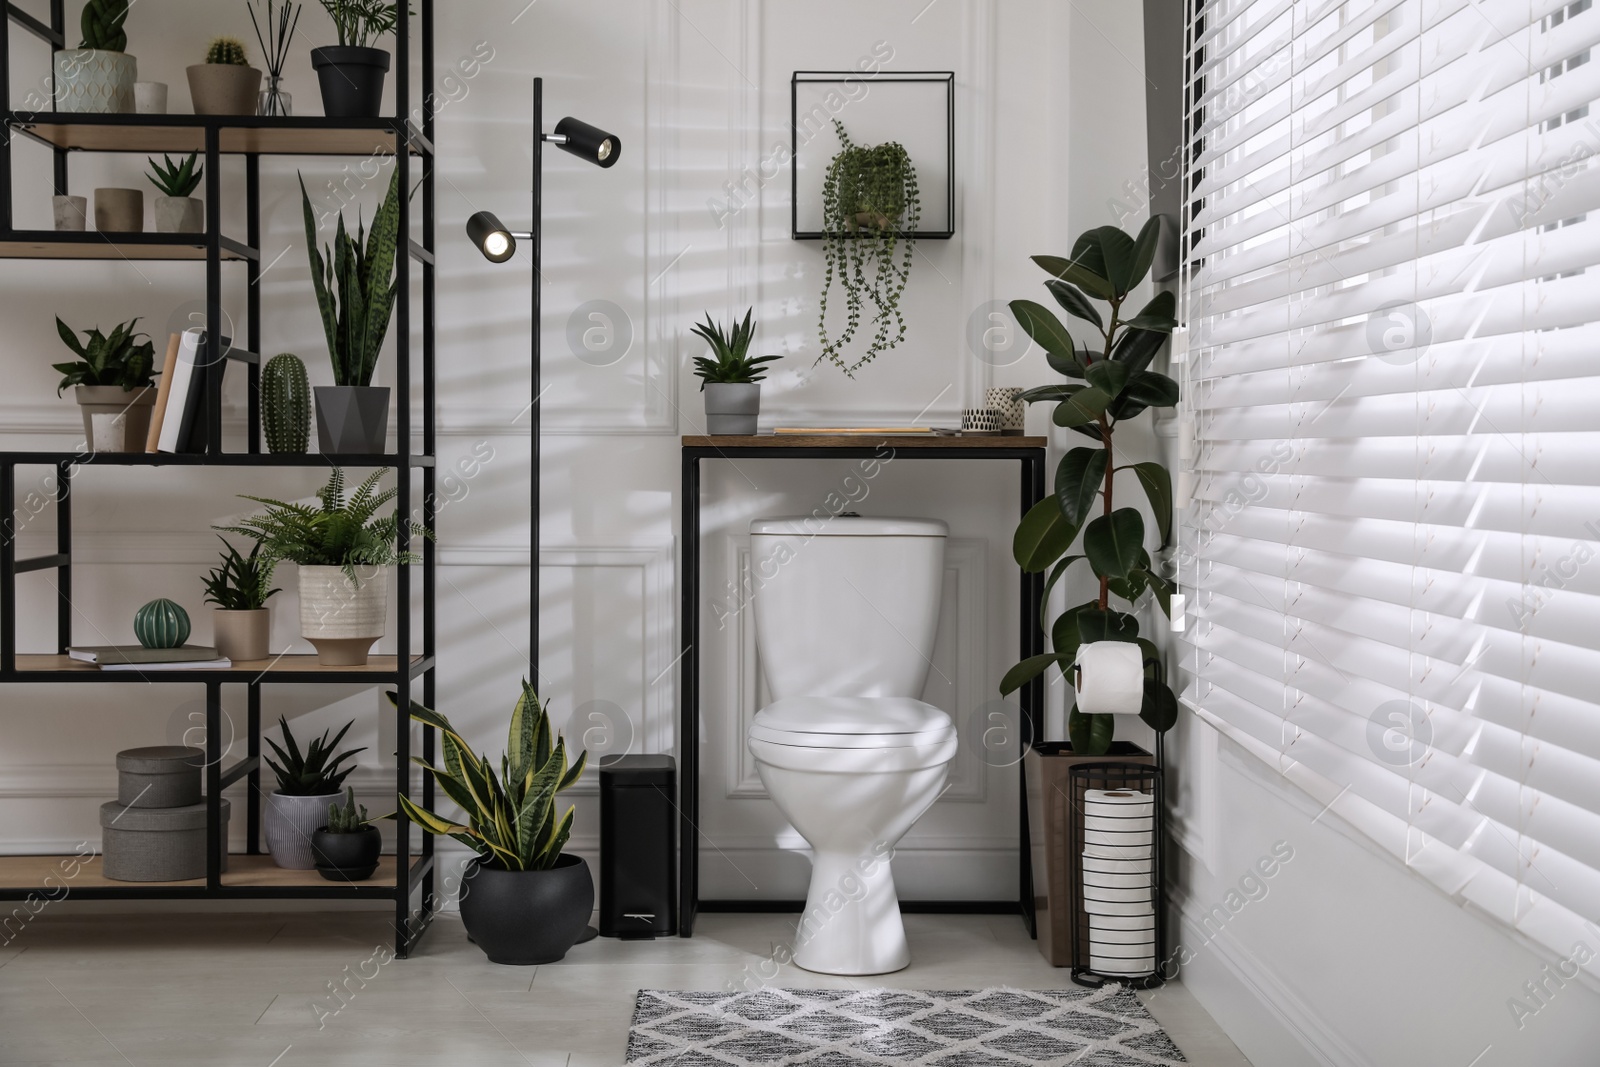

{"left": 466, "top": 77, "right": 621, "bottom": 686}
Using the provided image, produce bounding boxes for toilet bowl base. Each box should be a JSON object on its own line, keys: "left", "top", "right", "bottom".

{"left": 790, "top": 849, "right": 910, "bottom": 976}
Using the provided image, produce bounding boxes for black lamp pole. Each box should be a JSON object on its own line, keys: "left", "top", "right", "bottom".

{"left": 465, "top": 77, "right": 620, "bottom": 689}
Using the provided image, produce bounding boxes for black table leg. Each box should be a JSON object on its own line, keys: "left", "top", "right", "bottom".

{"left": 1019, "top": 451, "right": 1046, "bottom": 937}
{"left": 679, "top": 451, "right": 700, "bottom": 937}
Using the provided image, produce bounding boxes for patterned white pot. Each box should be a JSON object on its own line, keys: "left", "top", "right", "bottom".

{"left": 986, "top": 387, "right": 1027, "bottom": 435}
{"left": 264, "top": 791, "right": 339, "bottom": 869}
{"left": 298, "top": 565, "right": 387, "bottom": 666}
{"left": 54, "top": 49, "right": 136, "bottom": 113}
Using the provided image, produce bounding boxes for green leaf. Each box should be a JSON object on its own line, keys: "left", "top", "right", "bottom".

{"left": 1014, "top": 495, "right": 1080, "bottom": 573}
{"left": 1045, "top": 279, "right": 1104, "bottom": 330}
{"left": 1055, "top": 447, "right": 1108, "bottom": 527}
{"left": 1046, "top": 347, "right": 1087, "bottom": 379}
{"left": 1141, "top": 679, "right": 1180, "bottom": 733}
{"left": 1009, "top": 299, "right": 1076, "bottom": 363}
{"left": 1077, "top": 605, "right": 1141, "bottom": 643}
{"left": 1020, "top": 384, "right": 1078, "bottom": 404}
{"left": 56, "top": 317, "right": 87, "bottom": 358}
{"left": 1084, "top": 361, "right": 1130, "bottom": 398}
{"left": 1122, "top": 371, "right": 1181, "bottom": 408}
{"left": 1032, "top": 254, "right": 1115, "bottom": 301}
{"left": 1141, "top": 569, "right": 1175, "bottom": 617}
{"left": 999, "top": 654, "right": 1065, "bottom": 697}
{"left": 1112, "top": 324, "right": 1169, "bottom": 375}
{"left": 1068, "top": 706, "right": 1116, "bottom": 755}
{"left": 1052, "top": 387, "right": 1110, "bottom": 428}
{"left": 1106, "top": 569, "right": 1149, "bottom": 604}
{"left": 1039, "top": 555, "right": 1087, "bottom": 631}
{"left": 1129, "top": 216, "right": 1163, "bottom": 293}
{"left": 1122, "top": 289, "right": 1178, "bottom": 332}
{"left": 1130, "top": 461, "right": 1174, "bottom": 546}
{"left": 1052, "top": 601, "right": 1096, "bottom": 659}
{"left": 1074, "top": 227, "right": 1139, "bottom": 296}
{"left": 1084, "top": 508, "right": 1145, "bottom": 579}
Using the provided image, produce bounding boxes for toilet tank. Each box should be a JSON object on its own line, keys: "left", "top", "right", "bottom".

{"left": 749, "top": 515, "right": 947, "bottom": 699}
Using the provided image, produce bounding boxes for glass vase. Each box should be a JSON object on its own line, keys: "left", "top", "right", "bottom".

{"left": 258, "top": 77, "right": 292, "bottom": 118}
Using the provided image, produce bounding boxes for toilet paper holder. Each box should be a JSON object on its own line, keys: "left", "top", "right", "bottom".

{"left": 1067, "top": 762, "right": 1165, "bottom": 990}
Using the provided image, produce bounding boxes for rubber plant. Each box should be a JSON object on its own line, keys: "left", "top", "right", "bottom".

{"left": 816, "top": 119, "right": 920, "bottom": 377}
{"left": 390, "top": 681, "right": 586, "bottom": 871}
{"left": 998, "top": 218, "right": 1182, "bottom": 755}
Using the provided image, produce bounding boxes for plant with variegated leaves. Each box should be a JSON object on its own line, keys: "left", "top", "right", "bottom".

{"left": 999, "top": 218, "right": 1182, "bottom": 756}
{"left": 390, "top": 682, "right": 586, "bottom": 872}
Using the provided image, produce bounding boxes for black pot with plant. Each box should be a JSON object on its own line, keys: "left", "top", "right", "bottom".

{"left": 817, "top": 119, "right": 920, "bottom": 377}
{"left": 393, "top": 682, "right": 591, "bottom": 965}
{"left": 691, "top": 308, "right": 780, "bottom": 435}
{"left": 53, "top": 316, "right": 156, "bottom": 453}
{"left": 300, "top": 169, "right": 400, "bottom": 454}
{"left": 311, "top": 0, "right": 401, "bottom": 118}
{"left": 262, "top": 716, "right": 365, "bottom": 870}
{"left": 312, "top": 786, "right": 381, "bottom": 880}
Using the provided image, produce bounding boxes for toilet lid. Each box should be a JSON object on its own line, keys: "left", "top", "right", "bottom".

{"left": 751, "top": 697, "right": 955, "bottom": 749}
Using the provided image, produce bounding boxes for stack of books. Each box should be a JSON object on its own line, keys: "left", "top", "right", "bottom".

{"left": 68, "top": 646, "right": 231, "bottom": 671}
{"left": 144, "top": 329, "right": 229, "bottom": 454}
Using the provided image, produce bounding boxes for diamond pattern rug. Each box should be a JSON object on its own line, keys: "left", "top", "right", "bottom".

{"left": 626, "top": 987, "right": 1188, "bottom": 1066}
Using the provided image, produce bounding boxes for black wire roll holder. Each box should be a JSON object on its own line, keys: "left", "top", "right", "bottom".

{"left": 1067, "top": 762, "right": 1166, "bottom": 990}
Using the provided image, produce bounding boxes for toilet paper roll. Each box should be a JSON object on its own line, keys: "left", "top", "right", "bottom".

{"left": 1090, "top": 920, "right": 1155, "bottom": 946}
{"left": 1084, "top": 885, "right": 1152, "bottom": 906}
{"left": 1091, "top": 913, "right": 1156, "bottom": 933}
{"left": 1082, "top": 855, "right": 1153, "bottom": 875}
{"left": 1083, "top": 896, "right": 1155, "bottom": 917}
{"left": 1075, "top": 642, "right": 1145, "bottom": 715}
{"left": 1092, "top": 953, "right": 1157, "bottom": 976}
{"left": 1083, "top": 842, "right": 1154, "bottom": 862}
{"left": 1085, "top": 788, "right": 1154, "bottom": 812}
{"left": 1084, "top": 827, "right": 1153, "bottom": 847}
{"left": 1083, "top": 870, "right": 1150, "bottom": 890}
{"left": 1084, "top": 813, "right": 1154, "bottom": 833}
{"left": 1088, "top": 936, "right": 1156, "bottom": 958}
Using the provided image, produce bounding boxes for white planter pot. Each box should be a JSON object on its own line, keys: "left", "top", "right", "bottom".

{"left": 75, "top": 385, "right": 154, "bottom": 453}
{"left": 298, "top": 565, "right": 387, "bottom": 666}
{"left": 54, "top": 49, "right": 136, "bottom": 113}
{"left": 53, "top": 195, "right": 88, "bottom": 231}
{"left": 133, "top": 80, "right": 167, "bottom": 114}
{"left": 264, "top": 791, "right": 339, "bottom": 870}
{"left": 154, "top": 196, "right": 204, "bottom": 233}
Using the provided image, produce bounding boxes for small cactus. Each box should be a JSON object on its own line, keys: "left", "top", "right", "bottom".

{"left": 205, "top": 36, "right": 249, "bottom": 65}
{"left": 262, "top": 353, "right": 310, "bottom": 453}
{"left": 326, "top": 787, "right": 369, "bottom": 833}
{"left": 79, "top": 0, "right": 129, "bottom": 52}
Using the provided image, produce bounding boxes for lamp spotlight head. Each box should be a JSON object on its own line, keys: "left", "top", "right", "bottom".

{"left": 466, "top": 211, "right": 516, "bottom": 263}
{"left": 554, "top": 117, "right": 622, "bottom": 168}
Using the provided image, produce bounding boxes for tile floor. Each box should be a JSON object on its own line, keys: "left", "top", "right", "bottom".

{"left": 0, "top": 910, "right": 1251, "bottom": 1065}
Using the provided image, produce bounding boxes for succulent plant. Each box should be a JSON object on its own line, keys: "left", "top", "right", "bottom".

{"left": 325, "top": 787, "right": 370, "bottom": 833}
{"left": 205, "top": 36, "right": 250, "bottom": 65}
{"left": 78, "top": 0, "right": 129, "bottom": 51}
{"left": 201, "top": 538, "right": 280, "bottom": 611}
{"left": 52, "top": 317, "right": 156, "bottom": 394}
{"left": 300, "top": 170, "right": 401, "bottom": 388}
{"left": 265, "top": 716, "right": 364, "bottom": 796}
{"left": 690, "top": 308, "right": 781, "bottom": 388}
{"left": 146, "top": 153, "right": 203, "bottom": 199}
{"left": 262, "top": 353, "right": 311, "bottom": 453}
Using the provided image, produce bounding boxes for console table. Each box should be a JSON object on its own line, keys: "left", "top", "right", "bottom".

{"left": 679, "top": 434, "right": 1048, "bottom": 936}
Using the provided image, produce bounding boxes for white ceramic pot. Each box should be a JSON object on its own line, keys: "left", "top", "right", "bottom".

{"left": 54, "top": 49, "right": 136, "bottom": 113}
{"left": 53, "top": 195, "right": 88, "bottom": 231}
{"left": 133, "top": 80, "right": 167, "bottom": 114}
{"left": 264, "top": 791, "right": 340, "bottom": 869}
{"left": 93, "top": 188, "right": 143, "bottom": 232}
{"left": 298, "top": 565, "right": 387, "bottom": 666}
{"left": 75, "top": 385, "right": 154, "bottom": 452}
{"left": 154, "top": 196, "right": 204, "bottom": 233}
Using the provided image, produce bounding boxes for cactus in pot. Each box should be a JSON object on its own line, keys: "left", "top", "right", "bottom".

{"left": 206, "top": 36, "right": 249, "bottom": 65}
{"left": 262, "top": 354, "right": 311, "bottom": 453}
{"left": 188, "top": 35, "right": 261, "bottom": 115}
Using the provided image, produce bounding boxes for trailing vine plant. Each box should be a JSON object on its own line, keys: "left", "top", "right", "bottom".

{"left": 816, "top": 119, "right": 921, "bottom": 377}
{"left": 998, "top": 219, "right": 1183, "bottom": 756}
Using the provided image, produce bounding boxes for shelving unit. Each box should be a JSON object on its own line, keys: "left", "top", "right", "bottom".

{"left": 0, "top": 1, "right": 440, "bottom": 954}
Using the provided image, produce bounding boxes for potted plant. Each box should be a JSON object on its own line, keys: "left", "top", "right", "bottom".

{"left": 53, "top": 317, "right": 156, "bottom": 453}
{"left": 691, "top": 308, "right": 780, "bottom": 435}
{"left": 816, "top": 119, "right": 921, "bottom": 377}
{"left": 249, "top": 0, "right": 302, "bottom": 117}
{"left": 311, "top": 0, "right": 402, "bottom": 118}
{"left": 262, "top": 716, "right": 364, "bottom": 869}
{"left": 998, "top": 218, "right": 1183, "bottom": 755}
{"left": 393, "top": 682, "right": 590, "bottom": 965}
{"left": 312, "top": 786, "right": 381, "bottom": 880}
{"left": 186, "top": 37, "right": 263, "bottom": 116}
{"left": 147, "top": 153, "right": 204, "bottom": 233}
{"left": 201, "top": 538, "right": 279, "bottom": 662}
{"left": 216, "top": 468, "right": 430, "bottom": 666}
{"left": 54, "top": 0, "right": 136, "bottom": 114}
{"left": 262, "top": 353, "right": 312, "bottom": 453}
{"left": 299, "top": 169, "right": 400, "bottom": 454}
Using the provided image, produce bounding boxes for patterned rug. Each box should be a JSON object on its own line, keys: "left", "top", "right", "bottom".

{"left": 626, "top": 986, "right": 1188, "bottom": 1066}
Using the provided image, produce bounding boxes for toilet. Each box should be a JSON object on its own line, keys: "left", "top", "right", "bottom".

{"left": 747, "top": 515, "right": 958, "bottom": 975}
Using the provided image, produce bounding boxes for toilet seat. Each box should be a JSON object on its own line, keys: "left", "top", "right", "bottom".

{"left": 750, "top": 696, "right": 955, "bottom": 749}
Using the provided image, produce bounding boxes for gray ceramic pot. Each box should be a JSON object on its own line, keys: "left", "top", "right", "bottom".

{"left": 53, "top": 195, "right": 88, "bottom": 231}
{"left": 264, "top": 791, "right": 340, "bottom": 869}
{"left": 93, "top": 188, "right": 143, "bottom": 232}
{"left": 704, "top": 382, "right": 760, "bottom": 435}
{"left": 186, "top": 64, "right": 263, "bottom": 116}
{"left": 154, "top": 196, "right": 203, "bottom": 233}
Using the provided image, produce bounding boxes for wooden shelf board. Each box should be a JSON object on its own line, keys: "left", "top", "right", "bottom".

{"left": 0, "top": 853, "right": 397, "bottom": 890}
{"left": 9, "top": 118, "right": 420, "bottom": 157}
{"left": 683, "top": 434, "right": 1047, "bottom": 449}
{"left": 0, "top": 233, "right": 251, "bottom": 261}
{"left": 11, "top": 654, "right": 423, "bottom": 680}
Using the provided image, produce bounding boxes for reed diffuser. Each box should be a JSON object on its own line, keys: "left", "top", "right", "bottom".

{"left": 250, "top": 0, "right": 301, "bottom": 117}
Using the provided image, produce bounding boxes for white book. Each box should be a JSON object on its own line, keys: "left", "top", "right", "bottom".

{"left": 98, "top": 658, "right": 233, "bottom": 672}
{"left": 157, "top": 328, "right": 205, "bottom": 454}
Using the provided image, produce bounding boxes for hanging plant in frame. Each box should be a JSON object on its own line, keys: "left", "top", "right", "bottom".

{"left": 816, "top": 119, "right": 920, "bottom": 377}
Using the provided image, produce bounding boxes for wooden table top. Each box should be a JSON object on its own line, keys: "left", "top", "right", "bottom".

{"left": 682, "top": 434, "right": 1046, "bottom": 449}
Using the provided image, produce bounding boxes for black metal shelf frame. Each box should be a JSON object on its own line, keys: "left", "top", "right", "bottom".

{"left": 0, "top": 0, "right": 440, "bottom": 957}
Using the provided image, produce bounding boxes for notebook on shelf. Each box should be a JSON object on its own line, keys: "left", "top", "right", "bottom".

{"left": 67, "top": 646, "right": 231, "bottom": 670}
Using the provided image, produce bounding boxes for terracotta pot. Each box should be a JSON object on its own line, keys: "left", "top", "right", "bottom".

{"left": 186, "top": 64, "right": 263, "bottom": 116}
{"left": 74, "top": 385, "right": 154, "bottom": 452}
{"left": 154, "top": 196, "right": 204, "bottom": 233}
{"left": 213, "top": 608, "right": 270, "bottom": 662}
{"left": 298, "top": 565, "right": 387, "bottom": 666}
{"left": 93, "top": 188, "right": 143, "bottom": 232}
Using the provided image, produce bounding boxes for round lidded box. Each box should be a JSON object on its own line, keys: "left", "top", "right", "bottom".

{"left": 116, "top": 745, "right": 204, "bottom": 808}
{"left": 99, "top": 799, "right": 230, "bottom": 881}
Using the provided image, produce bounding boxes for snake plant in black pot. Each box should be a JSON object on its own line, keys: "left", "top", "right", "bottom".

{"left": 999, "top": 219, "right": 1182, "bottom": 756}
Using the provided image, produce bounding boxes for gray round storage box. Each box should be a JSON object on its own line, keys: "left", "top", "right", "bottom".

{"left": 100, "top": 799, "right": 229, "bottom": 881}
{"left": 116, "top": 745, "right": 204, "bottom": 808}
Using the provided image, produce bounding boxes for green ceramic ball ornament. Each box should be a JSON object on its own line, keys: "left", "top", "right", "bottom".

{"left": 134, "top": 599, "right": 191, "bottom": 649}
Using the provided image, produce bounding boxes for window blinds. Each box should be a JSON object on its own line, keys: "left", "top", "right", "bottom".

{"left": 1177, "top": 0, "right": 1600, "bottom": 974}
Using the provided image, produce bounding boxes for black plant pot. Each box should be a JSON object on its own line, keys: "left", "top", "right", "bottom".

{"left": 311, "top": 825, "right": 381, "bottom": 881}
{"left": 311, "top": 46, "right": 390, "bottom": 118}
{"left": 457, "top": 854, "right": 593, "bottom": 965}
{"left": 315, "top": 385, "right": 390, "bottom": 455}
